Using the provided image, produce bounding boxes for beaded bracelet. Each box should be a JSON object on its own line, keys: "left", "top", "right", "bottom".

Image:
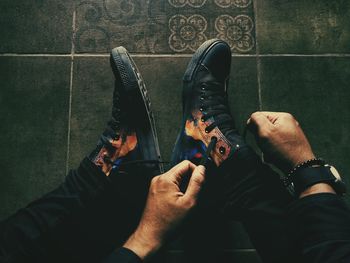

{"left": 282, "top": 158, "right": 325, "bottom": 187}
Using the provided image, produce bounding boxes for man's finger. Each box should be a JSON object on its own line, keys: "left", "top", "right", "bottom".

{"left": 166, "top": 160, "right": 196, "bottom": 183}
{"left": 183, "top": 165, "right": 206, "bottom": 202}
{"left": 247, "top": 112, "right": 274, "bottom": 136}
{"left": 258, "top": 111, "right": 281, "bottom": 124}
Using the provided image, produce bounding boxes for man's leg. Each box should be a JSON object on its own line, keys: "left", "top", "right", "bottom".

{"left": 0, "top": 46, "right": 162, "bottom": 263}
{"left": 170, "top": 39, "right": 300, "bottom": 262}
{"left": 218, "top": 146, "right": 300, "bottom": 263}
{"left": 0, "top": 158, "right": 149, "bottom": 263}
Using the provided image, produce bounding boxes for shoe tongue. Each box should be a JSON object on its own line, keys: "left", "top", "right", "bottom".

{"left": 196, "top": 66, "right": 224, "bottom": 86}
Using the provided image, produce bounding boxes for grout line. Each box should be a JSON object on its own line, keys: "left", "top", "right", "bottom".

{"left": 253, "top": 0, "right": 263, "bottom": 110}
{"left": 259, "top": 53, "right": 350, "bottom": 57}
{"left": 2, "top": 53, "right": 350, "bottom": 58}
{"left": 0, "top": 54, "right": 72, "bottom": 57}
{"left": 256, "top": 57, "right": 263, "bottom": 110}
{"left": 65, "top": 9, "right": 76, "bottom": 175}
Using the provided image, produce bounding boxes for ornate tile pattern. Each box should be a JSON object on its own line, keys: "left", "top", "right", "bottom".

{"left": 168, "top": 0, "right": 207, "bottom": 8}
{"left": 215, "top": 14, "right": 254, "bottom": 52}
{"left": 214, "top": 0, "right": 252, "bottom": 8}
{"left": 75, "top": 0, "right": 256, "bottom": 53}
{"left": 168, "top": 14, "right": 208, "bottom": 52}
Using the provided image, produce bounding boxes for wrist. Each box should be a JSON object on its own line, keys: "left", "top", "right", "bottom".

{"left": 299, "top": 183, "right": 336, "bottom": 198}
{"left": 289, "top": 152, "right": 316, "bottom": 170}
{"left": 123, "top": 228, "right": 161, "bottom": 260}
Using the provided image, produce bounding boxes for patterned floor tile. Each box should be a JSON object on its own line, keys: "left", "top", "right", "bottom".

{"left": 75, "top": 0, "right": 256, "bottom": 53}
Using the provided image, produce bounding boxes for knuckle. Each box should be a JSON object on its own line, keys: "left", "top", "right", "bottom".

{"left": 282, "top": 112, "right": 294, "bottom": 120}
{"left": 192, "top": 175, "right": 205, "bottom": 186}
{"left": 181, "top": 160, "right": 191, "bottom": 167}
{"left": 157, "top": 176, "right": 166, "bottom": 184}
{"left": 185, "top": 198, "right": 196, "bottom": 209}
{"left": 158, "top": 176, "right": 171, "bottom": 187}
{"left": 150, "top": 176, "right": 159, "bottom": 186}
{"left": 250, "top": 111, "right": 261, "bottom": 120}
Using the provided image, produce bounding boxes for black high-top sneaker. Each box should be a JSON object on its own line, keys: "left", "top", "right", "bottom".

{"left": 170, "top": 40, "right": 298, "bottom": 263}
{"left": 89, "top": 46, "right": 163, "bottom": 180}
{"left": 66, "top": 47, "right": 165, "bottom": 263}
{"left": 171, "top": 39, "right": 245, "bottom": 168}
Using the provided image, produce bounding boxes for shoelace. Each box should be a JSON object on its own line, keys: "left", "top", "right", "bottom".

{"left": 119, "top": 160, "right": 168, "bottom": 167}
{"left": 103, "top": 154, "right": 167, "bottom": 168}
{"left": 199, "top": 81, "right": 237, "bottom": 137}
{"left": 200, "top": 136, "right": 217, "bottom": 167}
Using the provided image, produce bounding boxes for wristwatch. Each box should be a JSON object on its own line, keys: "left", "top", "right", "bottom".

{"left": 283, "top": 159, "right": 347, "bottom": 197}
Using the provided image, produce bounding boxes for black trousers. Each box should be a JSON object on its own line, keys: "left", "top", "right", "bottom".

{"left": 0, "top": 151, "right": 301, "bottom": 263}
{"left": 0, "top": 159, "right": 151, "bottom": 263}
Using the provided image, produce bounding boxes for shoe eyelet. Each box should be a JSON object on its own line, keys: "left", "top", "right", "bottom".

{"left": 201, "top": 117, "right": 205, "bottom": 122}
{"left": 200, "top": 96, "right": 205, "bottom": 101}
{"left": 205, "top": 128, "right": 209, "bottom": 133}
{"left": 115, "top": 134, "right": 120, "bottom": 140}
{"left": 200, "top": 107, "right": 204, "bottom": 112}
{"left": 219, "top": 146, "right": 226, "bottom": 154}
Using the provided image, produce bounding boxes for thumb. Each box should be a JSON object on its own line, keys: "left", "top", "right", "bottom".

{"left": 183, "top": 165, "right": 206, "bottom": 203}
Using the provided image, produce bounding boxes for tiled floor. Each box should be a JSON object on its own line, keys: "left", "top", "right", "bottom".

{"left": 1, "top": 1, "right": 350, "bottom": 262}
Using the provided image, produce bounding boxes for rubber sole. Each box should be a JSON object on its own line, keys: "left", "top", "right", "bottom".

{"left": 110, "top": 47, "right": 164, "bottom": 173}
{"left": 183, "top": 39, "right": 223, "bottom": 82}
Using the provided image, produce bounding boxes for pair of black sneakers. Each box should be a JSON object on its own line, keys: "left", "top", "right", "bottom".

{"left": 89, "top": 39, "right": 246, "bottom": 188}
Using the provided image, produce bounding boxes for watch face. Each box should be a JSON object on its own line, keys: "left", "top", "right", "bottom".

{"left": 328, "top": 165, "right": 342, "bottom": 181}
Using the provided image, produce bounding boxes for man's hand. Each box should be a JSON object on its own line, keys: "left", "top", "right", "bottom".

{"left": 247, "top": 111, "right": 336, "bottom": 198}
{"left": 247, "top": 111, "right": 315, "bottom": 172}
{"left": 123, "top": 161, "right": 206, "bottom": 260}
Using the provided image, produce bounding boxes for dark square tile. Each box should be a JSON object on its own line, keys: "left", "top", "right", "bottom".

{"left": 0, "top": 57, "right": 71, "bottom": 219}
{"left": 0, "top": 0, "right": 73, "bottom": 53}
{"left": 260, "top": 57, "right": 350, "bottom": 201}
{"left": 256, "top": 0, "right": 350, "bottom": 54}
{"left": 69, "top": 56, "right": 114, "bottom": 169}
{"left": 69, "top": 56, "right": 259, "bottom": 165}
{"left": 75, "top": 0, "right": 256, "bottom": 54}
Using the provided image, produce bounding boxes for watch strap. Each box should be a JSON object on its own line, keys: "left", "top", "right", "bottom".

{"left": 293, "top": 165, "right": 334, "bottom": 195}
